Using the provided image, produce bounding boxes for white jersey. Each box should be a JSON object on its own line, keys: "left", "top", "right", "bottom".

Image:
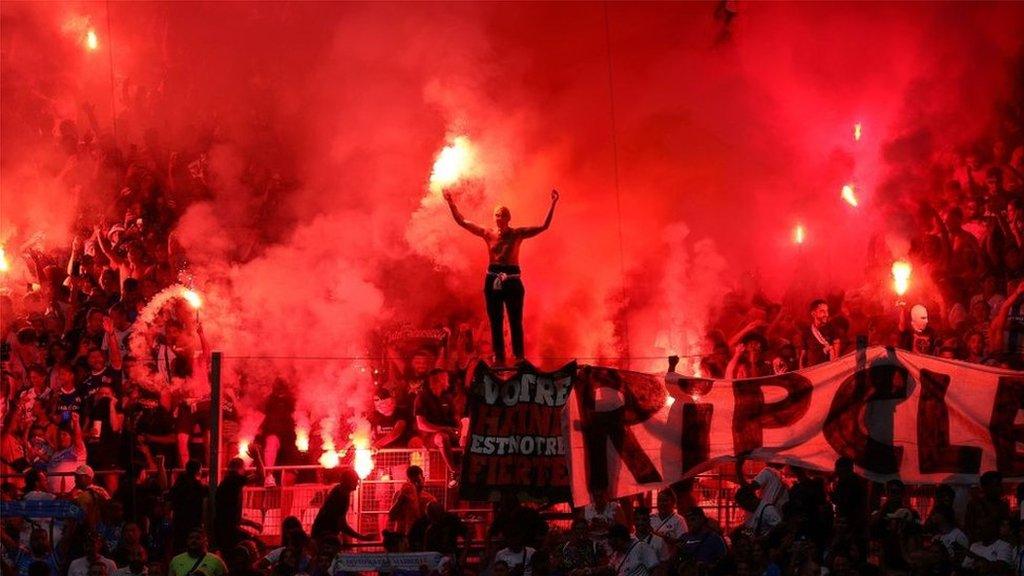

{"left": 635, "top": 533, "right": 670, "bottom": 563}
{"left": 494, "top": 547, "right": 535, "bottom": 576}
{"left": 650, "top": 512, "right": 687, "bottom": 540}
{"left": 608, "top": 539, "right": 659, "bottom": 576}
{"left": 742, "top": 502, "right": 781, "bottom": 537}
{"left": 936, "top": 527, "right": 968, "bottom": 558}
{"left": 753, "top": 467, "right": 789, "bottom": 508}
{"left": 963, "top": 539, "right": 1014, "bottom": 569}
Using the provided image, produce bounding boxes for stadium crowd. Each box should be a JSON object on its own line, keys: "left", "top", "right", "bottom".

{"left": 1, "top": 60, "right": 1024, "bottom": 576}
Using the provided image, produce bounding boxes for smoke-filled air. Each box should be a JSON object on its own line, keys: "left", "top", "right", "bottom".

{"left": 3, "top": 2, "right": 1023, "bottom": 463}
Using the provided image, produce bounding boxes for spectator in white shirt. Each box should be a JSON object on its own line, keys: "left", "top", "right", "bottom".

{"left": 595, "top": 524, "right": 659, "bottom": 576}
{"left": 750, "top": 465, "right": 789, "bottom": 509}
{"left": 735, "top": 486, "right": 781, "bottom": 540}
{"left": 929, "top": 508, "right": 968, "bottom": 565}
{"left": 961, "top": 521, "right": 1014, "bottom": 574}
{"left": 583, "top": 490, "right": 625, "bottom": 540}
{"left": 650, "top": 491, "right": 687, "bottom": 544}
{"left": 493, "top": 532, "right": 535, "bottom": 576}
{"left": 631, "top": 508, "right": 670, "bottom": 564}
{"left": 67, "top": 533, "right": 117, "bottom": 576}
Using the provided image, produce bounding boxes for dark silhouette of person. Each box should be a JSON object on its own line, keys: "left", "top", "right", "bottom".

{"left": 443, "top": 189, "right": 559, "bottom": 364}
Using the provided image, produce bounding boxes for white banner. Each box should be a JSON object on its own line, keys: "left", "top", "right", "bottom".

{"left": 568, "top": 347, "right": 1024, "bottom": 505}
{"left": 333, "top": 552, "right": 443, "bottom": 573}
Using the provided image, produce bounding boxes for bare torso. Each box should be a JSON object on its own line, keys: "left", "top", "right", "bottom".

{"left": 444, "top": 189, "right": 558, "bottom": 267}
{"left": 484, "top": 228, "right": 527, "bottom": 266}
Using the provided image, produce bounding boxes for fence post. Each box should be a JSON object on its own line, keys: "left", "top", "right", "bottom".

{"left": 209, "top": 351, "right": 223, "bottom": 520}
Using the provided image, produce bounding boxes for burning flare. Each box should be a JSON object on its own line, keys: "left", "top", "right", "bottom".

{"left": 295, "top": 428, "right": 310, "bottom": 453}
{"left": 181, "top": 288, "right": 202, "bottom": 309}
{"left": 853, "top": 122, "right": 862, "bottom": 142}
{"left": 352, "top": 437, "right": 375, "bottom": 480}
{"left": 86, "top": 29, "right": 98, "bottom": 51}
{"left": 429, "top": 136, "right": 474, "bottom": 193}
{"left": 237, "top": 439, "right": 253, "bottom": 464}
{"left": 319, "top": 420, "right": 340, "bottom": 469}
{"left": 0, "top": 246, "right": 9, "bottom": 273}
{"left": 891, "top": 260, "right": 912, "bottom": 297}
{"left": 319, "top": 450, "right": 340, "bottom": 469}
{"left": 841, "top": 184, "right": 859, "bottom": 207}
{"left": 793, "top": 224, "right": 805, "bottom": 245}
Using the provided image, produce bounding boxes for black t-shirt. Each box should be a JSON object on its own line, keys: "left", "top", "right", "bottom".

{"left": 55, "top": 388, "right": 86, "bottom": 423}
{"left": 169, "top": 475, "right": 207, "bottom": 531}
{"left": 80, "top": 366, "right": 122, "bottom": 399}
{"left": 173, "top": 401, "right": 211, "bottom": 460}
{"left": 215, "top": 473, "right": 248, "bottom": 526}
{"left": 414, "top": 389, "right": 457, "bottom": 429}
{"left": 214, "top": 472, "right": 249, "bottom": 549}
{"left": 311, "top": 484, "right": 352, "bottom": 539}
{"left": 423, "top": 512, "right": 469, "bottom": 554}
{"left": 260, "top": 391, "right": 296, "bottom": 439}
{"left": 899, "top": 326, "right": 937, "bottom": 355}
{"left": 369, "top": 404, "right": 413, "bottom": 447}
{"left": 802, "top": 323, "right": 838, "bottom": 367}
{"left": 135, "top": 405, "right": 177, "bottom": 464}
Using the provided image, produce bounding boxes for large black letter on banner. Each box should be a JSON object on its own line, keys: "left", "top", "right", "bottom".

{"left": 576, "top": 367, "right": 663, "bottom": 492}
{"left": 823, "top": 360, "right": 910, "bottom": 475}
{"left": 990, "top": 376, "right": 1024, "bottom": 476}
{"left": 732, "top": 373, "right": 813, "bottom": 454}
{"left": 917, "top": 369, "right": 981, "bottom": 474}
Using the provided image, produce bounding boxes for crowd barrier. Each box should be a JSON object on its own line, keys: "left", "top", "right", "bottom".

{"left": 4, "top": 451, "right": 1008, "bottom": 543}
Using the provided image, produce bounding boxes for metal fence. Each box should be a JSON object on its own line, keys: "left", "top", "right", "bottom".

{"left": 5, "top": 451, "right": 1013, "bottom": 544}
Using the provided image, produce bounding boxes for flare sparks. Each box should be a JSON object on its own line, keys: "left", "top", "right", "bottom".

{"left": 429, "top": 136, "right": 474, "bottom": 193}
{"left": 891, "top": 260, "right": 912, "bottom": 297}
{"left": 841, "top": 184, "right": 859, "bottom": 207}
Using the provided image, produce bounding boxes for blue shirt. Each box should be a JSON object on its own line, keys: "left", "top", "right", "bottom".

{"left": 8, "top": 547, "right": 61, "bottom": 576}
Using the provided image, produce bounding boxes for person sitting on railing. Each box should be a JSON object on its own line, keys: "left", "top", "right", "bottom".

{"left": 414, "top": 370, "right": 460, "bottom": 478}
{"left": 370, "top": 388, "right": 416, "bottom": 449}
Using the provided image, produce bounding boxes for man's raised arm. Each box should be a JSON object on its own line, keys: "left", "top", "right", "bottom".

{"left": 444, "top": 192, "right": 487, "bottom": 237}
{"left": 519, "top": 189, "right": 559, "bottom": 238}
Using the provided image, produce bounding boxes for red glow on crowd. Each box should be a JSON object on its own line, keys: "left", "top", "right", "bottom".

{"left": 1, "top": 4, "right": 1023, "bottom": 570}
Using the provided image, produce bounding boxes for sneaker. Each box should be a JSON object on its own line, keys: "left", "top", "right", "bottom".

{"left": 446, "top": 472, "right": 459, "bottom": 488}
{"left": 264, "top": 475, "right": 277, "bottom": 488}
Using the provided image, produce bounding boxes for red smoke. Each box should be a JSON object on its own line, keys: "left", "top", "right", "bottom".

{"left": 3, "top": 3, "right": 1022, "bottom": 427}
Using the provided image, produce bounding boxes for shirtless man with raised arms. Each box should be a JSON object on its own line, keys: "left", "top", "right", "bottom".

{"left": 444, "top": 189, "right": 559, "bottom": 364}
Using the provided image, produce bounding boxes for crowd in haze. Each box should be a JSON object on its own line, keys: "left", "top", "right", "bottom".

{"left": 2, "top": 47, "right": 1024, "bottom": 576}
{"left": 695, "top": 132, "right": 1024, "bottom": 379}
